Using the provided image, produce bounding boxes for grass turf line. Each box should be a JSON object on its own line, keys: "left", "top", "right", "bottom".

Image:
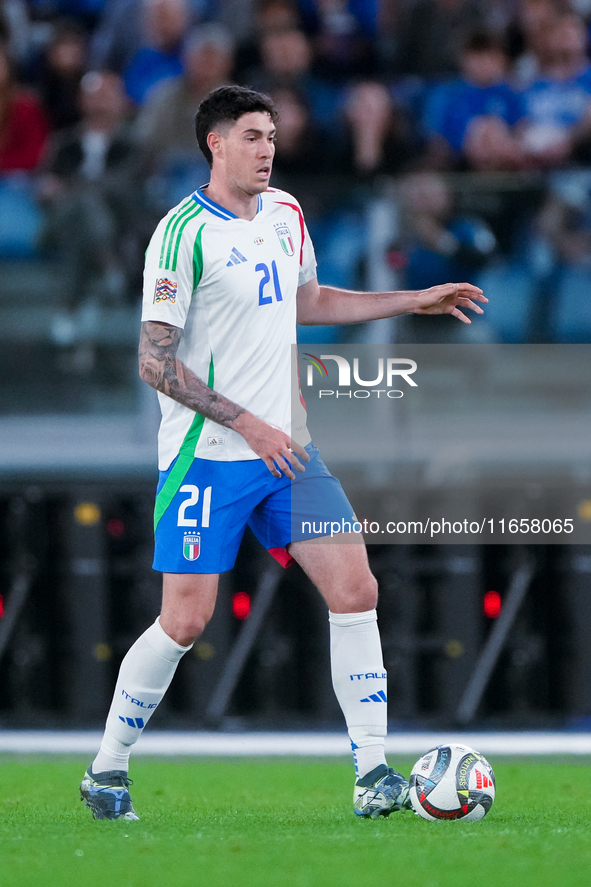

{"left": 1, "top": 756, "right": 591, "bottom": 887}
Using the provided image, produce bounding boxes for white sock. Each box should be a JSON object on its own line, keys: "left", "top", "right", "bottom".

{"left": 329, "top": 609, "right": 388, "bottom": 779}
{"left": 91, "top": 618, "right": 192, "bottom": 774}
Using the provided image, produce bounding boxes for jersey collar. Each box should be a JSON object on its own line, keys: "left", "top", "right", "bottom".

{"left": 192, "top": 186, "right": 263, "bottom": 220}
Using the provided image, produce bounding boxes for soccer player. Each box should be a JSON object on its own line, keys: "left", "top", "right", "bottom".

{"left": 80, "top": 85, "right": 486, "bottom": 821}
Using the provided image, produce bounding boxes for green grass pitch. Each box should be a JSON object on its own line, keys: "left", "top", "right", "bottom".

{"left": 1, "top": 755, "right": 591, "bottom": 887}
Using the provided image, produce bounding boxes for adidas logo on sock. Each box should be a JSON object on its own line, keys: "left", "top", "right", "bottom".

{"left": 360, "top": 690, "right": 387, "bottom": 703}
{"left": 119, "top": 716, "right": 144, "bottom": 728}
{"left": 226, "top": 247, "right": 247, "bottom": 266}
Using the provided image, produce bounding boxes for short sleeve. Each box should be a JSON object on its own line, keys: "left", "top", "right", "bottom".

{"left": 141, "top": 212, "right": 202, "bottom": 329}
{"left": 298, "top": 220, "right": 317, "bottom": 287}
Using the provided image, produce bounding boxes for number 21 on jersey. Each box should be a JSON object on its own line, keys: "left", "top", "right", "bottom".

{"left": 177, "top": 485, "right": 212, "bottom": 527}
{"left": 256, "top": 261, "right": 283, "bottom": 305}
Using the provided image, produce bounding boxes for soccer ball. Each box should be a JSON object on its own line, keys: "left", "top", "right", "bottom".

{"left": 409, "top": 743, "right": 495, "bottom": 822}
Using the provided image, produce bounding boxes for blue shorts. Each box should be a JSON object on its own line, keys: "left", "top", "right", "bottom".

{"left": 153, "top": 442, "right": 357, "bottom": 574}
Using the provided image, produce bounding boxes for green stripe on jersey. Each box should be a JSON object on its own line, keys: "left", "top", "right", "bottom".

{"left": 165, "top": 205, "right": 203, "bottom": 271}
{"left": 158, "top": 198, "right": 193, "bottom": 269}
{"left": 153, "top": 355, "right": 215, "bottom": 532}
{"left": 193, "top": 222, "right": 206, "bottom": 289}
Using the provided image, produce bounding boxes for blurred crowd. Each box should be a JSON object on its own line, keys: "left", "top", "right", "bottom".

{"left": 3, "top": 0, "right": 591, "bottom": 346}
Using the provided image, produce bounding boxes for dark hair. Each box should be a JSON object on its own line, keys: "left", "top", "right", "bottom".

{"left": 460, "top": 30, "right": 508, "bottom": 55}
{"left": 195, "top": 85, "right": 279, "bottom": 166}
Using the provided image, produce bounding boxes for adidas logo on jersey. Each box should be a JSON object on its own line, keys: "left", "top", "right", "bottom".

{"left": 226, "top": 247, "right": 247, "bottom": 266}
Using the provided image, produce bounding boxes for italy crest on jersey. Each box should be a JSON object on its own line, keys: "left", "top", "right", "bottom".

{"left": 275, "top": 225, "right": 294, "bottom": 256}
{"left": 183, "top": 533, "right": 200, "bottom": 560}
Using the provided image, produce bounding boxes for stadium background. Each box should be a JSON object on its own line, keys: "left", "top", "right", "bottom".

{"left": 1, "top": 0, "right": 591, "bottom": 734}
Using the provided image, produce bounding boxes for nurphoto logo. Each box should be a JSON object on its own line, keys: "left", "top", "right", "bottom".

{"left": 303, "top": 352, "right": 418, "bottom": 399}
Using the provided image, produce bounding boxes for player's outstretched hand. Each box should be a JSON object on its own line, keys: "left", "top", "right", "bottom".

{"left": 413, "top": 282, "right": 487, "bottom": 324}
{"left": 232, "top": 412, "right": 310, "bottom": 479}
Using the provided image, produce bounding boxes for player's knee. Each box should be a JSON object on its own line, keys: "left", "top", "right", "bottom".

{"left": 167, "top": 614, "right": 210, "bottom": 647}
{"left": 342, "top": 572, "right": 378, "bottom": 613}
{"left": 160, "top": 606, "right": 215, "bottom": 647}
{"left": 161, "top": 574, "right": 218, "bottom": 645}
{"left": 358, "top": 573, "right": 379, "bottom": 611}
{"left": 183, "top": 623, "right": 206, "bottom": 645}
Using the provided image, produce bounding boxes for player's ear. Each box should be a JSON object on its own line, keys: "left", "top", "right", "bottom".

{"left": 207, "top": 129, "right": 223, "bottom": 161}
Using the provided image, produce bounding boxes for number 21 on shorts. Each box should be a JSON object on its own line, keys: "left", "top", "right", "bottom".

{"left": 177, "top": 485, "right": 212, "bottom": 527}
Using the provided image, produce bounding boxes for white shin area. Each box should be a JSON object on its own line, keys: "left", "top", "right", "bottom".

{"left": 91, "top": 618, "right": 193, "bottom": 774}
{"left": 329, "top": 609, "right": 388, "bottom": 779}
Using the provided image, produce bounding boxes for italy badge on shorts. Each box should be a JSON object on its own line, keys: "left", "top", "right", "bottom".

{"left": 183, "top": 533, "right": 201, "bottom": 561}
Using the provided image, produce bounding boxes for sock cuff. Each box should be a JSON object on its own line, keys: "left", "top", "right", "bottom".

{"left": 328, "top": 609, "right": 377, "bottom": 627}
{"left": 143, "top": 618, "right": 194, "bottom": 661}
{"left": 348, "top": 728, "right": 387, "bottom": 745}
{"left": 102, "top": 731, "right": 132, "bottom": 755}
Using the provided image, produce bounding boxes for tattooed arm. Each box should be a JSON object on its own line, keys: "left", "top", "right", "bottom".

{"left": 139, "top": 320, "right": 309, "bottom": 478}
{"left": 139, "top": 320, "right": 245, "bottom": 424}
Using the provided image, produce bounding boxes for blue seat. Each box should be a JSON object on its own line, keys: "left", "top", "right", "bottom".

{"left": 0, "top": 175, "right": 43, "bottom": 260}
{"left": 476, "top": 260, "right": 537, "bottom": 343}
{"left": 554, "top": 266, "right": 591, "bottom": 343}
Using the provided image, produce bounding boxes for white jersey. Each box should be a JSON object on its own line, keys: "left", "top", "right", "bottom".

{"left": 141, "top": 186, "right": 316, "bottom": 470}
